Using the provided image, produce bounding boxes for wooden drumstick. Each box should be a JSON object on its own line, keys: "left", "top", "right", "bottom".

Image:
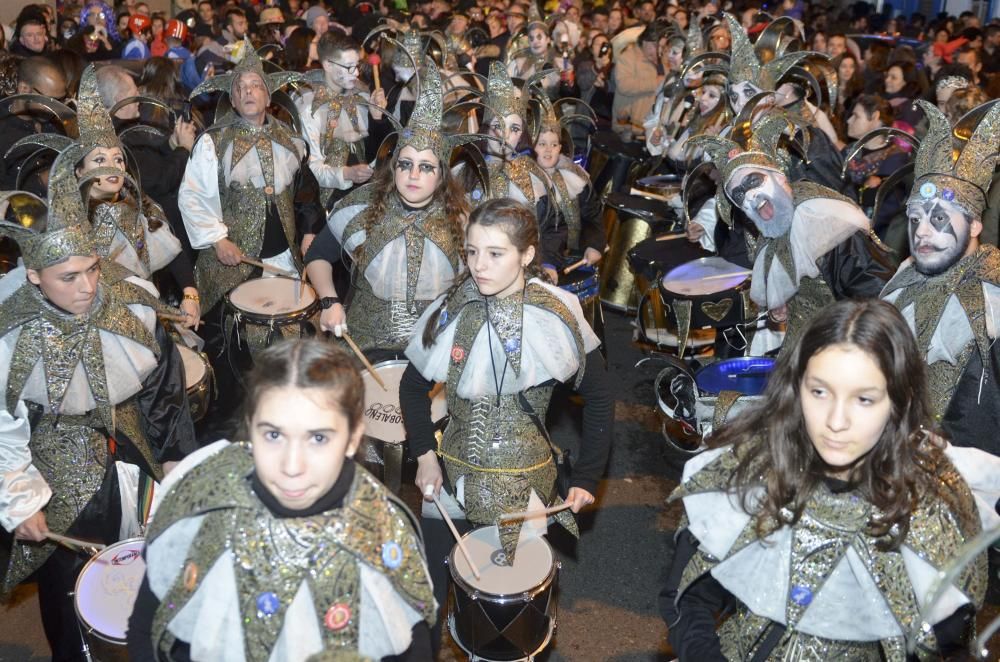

{"left": 240, "top": 256, "right": 297, "bottom": 279}
{"left": 702, "top": 271, "right": 752, "bottom": 281}
{"left": 341, "top": 332, "right": 388, "bottom": 391}
{"left": 655, "top": 233, "right": 687, "bottom": 242}
{"left": 45, "top": 532, "right": 106, "bottom": 553}
{"left": 427, "top": 486, "right": 481, "bottom": 580}
{"left": 499, "top": 502, "right": 573, "bottom": 521}
{"left": 159, "top": 312, "right": 189, "bottom": 323}
{"left": 369, "top": 53, "right": 381, "bottom": 91}
{"left": 562, "top": 258, "right": 588, "bottom": 275}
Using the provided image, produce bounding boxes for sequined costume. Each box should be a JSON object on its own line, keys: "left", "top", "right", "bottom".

{"left": 131, "top": 441, "right": 436, "bottom": 661}
{"left": 295, "top": 73, "right": 377, "bottom": 208}
{"left": 327, "top": 190, "right": 463, "bottom": 353}
{"left": 662, "top": 444, "right": 993, "bottom": 661}
{"left": 402, "top": 278, "right": 608, "bottom": 558}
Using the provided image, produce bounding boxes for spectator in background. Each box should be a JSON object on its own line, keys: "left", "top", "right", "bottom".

{"left": 220, "top": 7, "right": 249, "bottom": 45}
{"left": 150, "top": 13, "right": 168, "bottom": 56}
{"left": 164, "top": 19, "right": 193, "bottom": 63}
{"left": 832, "top": 52, "right": 864, "bottom": 140}
{"left": 12, "top": 7, "right": 50, "bottom": 56}
{"left": 983, "top": 24, "right": 1000, "bottom": 75}
{"left": 284, "top": 26, "right": 317, "bottom": 70}
{"left": 305, "top": 6, "right": 330, "bottom": 37}
{"left": 122, "top": 13, "right": 153, "bottom": 60}
{"left": 956, "top": 45, "right": 984, "bottom": 85}
{"left": 883, "top": 61, "right": 925, "bottom": 129}
{"left": 49, "top": 48, "right": 86, "bottom": 98}
{"left": 827, "top": 32, "right": 847, "bottom": 59}
{"left": 68, "top": 23, "right": 116, "bottom": 61}
{"left": 944, "top": 85, "right": 989, "bottom": 123}
{"left": 197, "top": 0, "right": 218, "bottom": 36}
{"left": 612, "top": 22, "right": 666, "bottom": 140}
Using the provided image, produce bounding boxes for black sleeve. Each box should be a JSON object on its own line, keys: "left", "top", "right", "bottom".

{"left": 294, "top": 160, "right": 326, "bottom": 237}
{"left": 660, "top": 529, "right": 730, "bottom": 662}
{"left": 941, "top": 342, "right": 1000, "bottom": 457}
{"left": 821, "top": 231, "right": 897, "bottom": 301}
{"left": 932, "top": 603, "right": 977, "bottom": 657}
{"left": 126, "top": 575, "right": 160, "bottom": 661}
{"left": 536, "top": 195, "right": 564, "bottom": 268}
{"left": 164, "top": 247, "right": 196, "bottom": 290}
{"left": 569, "top": 349, "right": 613, "bottom": 494}
{"left": 303, "top": 224, "right": 344, "bottom": 267}
{"left": 382, "top": 621, "right": 433, "bottom": 662}
{"left": 400, "top": 362, "right": 438, "bottom": 460}
{"left": 137, "top": 325, "right": 199, "bottom": 462}
{"left": 578, "top": 184, "right": 605, "bottom": 253}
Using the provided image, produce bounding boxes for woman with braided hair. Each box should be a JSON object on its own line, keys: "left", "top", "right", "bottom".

{"left": 399, "top": 198, "right": 613, "bottom": 651}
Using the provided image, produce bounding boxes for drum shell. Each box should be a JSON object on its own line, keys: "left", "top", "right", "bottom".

{"left": 224, "top": 277, "right": 319, "bottom": 327}
{"left": 176, "top": 345, "right": 212, "bottom": 423}
{"left": 600, "top": 193, "right": 677, "bottom": 312}
{"left": 448, "top": 549, "right": 559, "bottom": 661}
{"left": 659, "top": 270, "right": 749, "bottom": 330}
{"left": 587, "top": 131, "right": 646, "bottom": 198}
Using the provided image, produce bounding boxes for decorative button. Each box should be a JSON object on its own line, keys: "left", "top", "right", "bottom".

{"left": 324, "top": 603, "right": 352, "bottom": 631}
{"left": 919, "top": 182, "right": 937, "bottom": 199}
{"left": 256, "top": 591, "right": 280, "bottom": 616}
{"left": 438, "top": 310, "right": 449, "bottom": 327}
{"left": 503, "top": 337, "right": 521, "bottom": 353}
{"left": 381, "top": 541, "right": 403, "bottom": 569}
{"left": 942, "top": 188, "right": 955, "bottom": 202}
{"left": 451, "top": 346, "right": 465, "bottom": 362}
{"left": 264, "top": 185, "right": 275, "bottom": 195}
{"left": 183, "top": 562, "right": 198, "bottom": 591}
{"left": 790, "top": 585, "right": 813, "bottom": 606}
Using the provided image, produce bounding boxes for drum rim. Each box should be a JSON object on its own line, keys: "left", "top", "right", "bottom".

{"left": 694, "top": 356, "right": 776, "bottom": 396}
{"left": 176, "top": 344, "right": 209, "bottom": 385}
{"left": 447, "top": 532, "right": 557, "bottom": 602}
{"left": 224, "top": 276, "right": 318, "bottom": 323}
{"left": 73, "top": 537, "right": 146, "bottom": 644}
{"left": 660, "top": 257, "right": 750, "bottom": 296}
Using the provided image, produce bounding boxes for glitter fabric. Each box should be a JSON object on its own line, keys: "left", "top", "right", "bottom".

{"left": 485, "top": 61, "right": 526, "bottom": 123}
{"left": 148, "top": 444, "right": 435, "bottom": 657}
{"left": 672, "top": 445, "right": 987, "bottom": 660}
{"left": 189, "top": 37, "right": 304, "bottom": 99}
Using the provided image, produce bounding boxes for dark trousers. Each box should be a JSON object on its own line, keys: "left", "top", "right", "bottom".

{"left": 421, "top": 515, "right": 472, "bottom": 653}
{"left": 31, "top": 546, "right": 90, "bottom": 662}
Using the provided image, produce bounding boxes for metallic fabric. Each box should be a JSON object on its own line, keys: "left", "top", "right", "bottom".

{"left": 486, "top": 61, "right": 526, "bottom": 123}
{"left": 149, "top": 443, "right": 435, "bottom": 658}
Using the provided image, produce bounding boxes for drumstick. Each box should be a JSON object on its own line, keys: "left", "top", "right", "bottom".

{"left": 427, "top": 486, "right": 481, "bottom": 580}
{"left": 159, "top": 312, "right": 191, "bottom": 324}
{"left": 240, "top": 256, "right": 297, "bottom": 279}
{"left": 369, "top": 53, "right": 381, "bottom": 90}
{"left": 562, "top": 258, "right": 588, "bottom": 275}
{"left": 499, "top": 501, "right": 573, "bottom": 521}
{"left": 701, "top": 271, "right": 752, "bottom": 280}
{"left": 655, "top": 233, "right": 687, "bottom": 242}
{"left": 45, "top": 532, "right": 106, "bottom": 553}
{"left": 341, "top": 332, "right": 388, "bottom": 391}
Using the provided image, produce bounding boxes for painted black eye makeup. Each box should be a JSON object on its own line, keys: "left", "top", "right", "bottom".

{"left": 729, "top": 172, "right": 765, "bottom": 207}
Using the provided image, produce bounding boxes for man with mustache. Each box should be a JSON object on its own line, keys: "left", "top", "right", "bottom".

{"left": 882, "top": 101, "right": 1000, "bottom": 457}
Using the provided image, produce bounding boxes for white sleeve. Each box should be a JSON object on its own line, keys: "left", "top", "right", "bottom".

{"left": 299, "top": 100, "right": 350, "bottom": 190}
{"left": 0, "top": 401, "right": 51, "bottom": 532}
{"left": 179, "top": 135, "right": 228, "bottom": 250}
{"left": 693, "top": 199, "right": 717, "bottom": 253}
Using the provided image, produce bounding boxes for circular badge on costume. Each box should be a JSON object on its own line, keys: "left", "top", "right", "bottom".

{"left": 919, "top": 182, "right": 937, "bottom": 199}
{"left": 256, "top": 591, "right": 280, "bottom": 616}
{"left": 728, "top": 148, "right": 740, "bottom": 159}
{"left": 790, "top": 585, "right": 813, "bottom": 606}
{"left": 264, "top": 185, "right": 275, "bottom": 196}
{"left": 472, "top": 189, "right": 483, "bottom": 201}
{"left": 324, "top": 603, "right": 352, "bottom": 631}
{"left": 183, "top": 562, "right": 199, "bottom": 592}
{"left": 451, "top": 346, "right": 465, "bottom": 362}
{"left": 402, "top": 128, "right": 414, "bottom": 140}
{"left": 438, "top": 310, "right": 449, "bottom": 327}
{"left": 942, "top": 188, "right": 956, "bottom": 202}
{"left": 381, "top": 541, "right": 404, "bottom": 569}
{"left": 504, "top": 337, "right": 521, "bottom": 353}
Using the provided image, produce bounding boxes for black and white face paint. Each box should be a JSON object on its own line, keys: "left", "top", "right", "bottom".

{"left": 725, "top": 167, "right": 794, "bottom": 238}
{"left": 908, "top": 192, "right": 972, "bottom": 275}
{"left": 727, "top": 80, "right": 762, "bottom": 114}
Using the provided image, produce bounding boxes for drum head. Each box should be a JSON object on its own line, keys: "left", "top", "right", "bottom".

{"left": 228, "top": 277, "right": 316, "bottom": 315}
{"left": 362, "top": 360, "right": 447, "bottom": 444}
{"left": 695, "top": 357, "right": 776, "bottom": 396}
{"left": 176, "top": 344, "right": 206, "bottom": 389}
{"left": 451, "top": 527, "right": 553, "bottom": 597}
{"left": 661, "top": 257, "right": 749, "bottom": 296}
{"left": 74, "top": 538, "right": 146, "bottom": 642}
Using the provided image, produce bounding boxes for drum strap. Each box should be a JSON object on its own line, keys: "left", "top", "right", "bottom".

{"left": 750, "top": 622, "right": 786, "bottom": 662}
{"left": 516, "top": 391, "right": 572, "bottom": 498}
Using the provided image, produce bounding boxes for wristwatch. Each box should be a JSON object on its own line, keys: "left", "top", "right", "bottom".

{"left": 319, "top": 296, "right": 341, "bottom": 310}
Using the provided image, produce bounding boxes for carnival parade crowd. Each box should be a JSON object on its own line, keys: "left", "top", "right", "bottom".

{"left": 1, "top": 0, "right": 1000, "bottom": 659}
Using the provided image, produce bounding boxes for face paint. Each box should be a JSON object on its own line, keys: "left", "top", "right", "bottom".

{"left": 727, "top": 81, "right": 762, "bottom": 114}
{"left": 725, "top": 167, "right": 794, "bottom": 238}
{"left": 908, "top": 197, "right": 971, "bottom": 275}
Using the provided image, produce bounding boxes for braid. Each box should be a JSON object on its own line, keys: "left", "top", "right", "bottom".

{"left": 422, "top": 272, "right": 472, "bottom": 348}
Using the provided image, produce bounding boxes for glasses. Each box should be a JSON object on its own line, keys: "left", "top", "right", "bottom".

{"left": 327, "top": 60, "right": 360, "bottom": 75}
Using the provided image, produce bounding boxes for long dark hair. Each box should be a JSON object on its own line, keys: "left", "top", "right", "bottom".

{"left": 242, "top": 338, "right": 364, "bottom": 434}
{"left": 421, "top": 197, "right": 546, "bottom": 347}
{"left": 712, "top": 299, "right": 950, "bottom": 549}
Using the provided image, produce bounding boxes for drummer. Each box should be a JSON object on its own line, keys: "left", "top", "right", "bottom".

{"left": 532, "top": 96, "right": 604, "bottom": 280}
{"left": 178, "top": 41, "right": 325, "bottom": 434}
{"left": 0, "top": 160, "right": 197, "bottom": 660}
{"left": 399, "top": 198, "right": 613, "bottom": 650}
{"left": 305, "top": 62, "right": 468, "bottom": 359}
{"left": 127, "top": 339, "right": 436, "bottom": 660}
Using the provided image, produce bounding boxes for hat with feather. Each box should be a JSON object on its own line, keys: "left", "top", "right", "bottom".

{"left": 189, "top": 37, "right": 304, "bottom": 99}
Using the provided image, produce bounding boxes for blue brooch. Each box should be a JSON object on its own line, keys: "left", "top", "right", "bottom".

{"left": 789, "top": 585, "right": 813, "bottom": 606}
{"left": 942, "top": 188, "right": 956, "bottom": 201}
{"left": 504, "top": 337, "right": 521, "bottom": 353}
{"left": 256, "top": 591, "right": 280, "bottom": 616}
{"left": 402, "top": 128, "right": 414, "bottom": 140}
{"left": 438, "top": 310, "right": 449, "bottom": 327}
{"left": 919, "top": 182, "right": 937, "bottom": 199}
{"left": 382, "top": 541, "right": 403, "bottom": 569}
{"left": 472, "top": 189, "right": 483, "bottom": 201}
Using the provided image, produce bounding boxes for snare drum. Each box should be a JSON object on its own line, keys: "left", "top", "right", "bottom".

{"left": 600, "top": 193, "right": 680, "bottom": 312}
{"left": 360, "top": 360, "right": 447, "bottom": 493}
{"left": 176, "top": 344, "right": 211, "bottom": 422}
{"left": 225, "top": 277, "right": 318, "bottom": 349}
{"left": 659, "top": 258, "right": 751, "bottom": 354}
{"left": 632, "top": 174, "right": 682, "bottom": 199}
{"left": 448, "top": 527, "right": 558, "bottom": 661}
{"left": 557, "top": 262, "right": 600, "bottom": 329}
{"left": 74, "top": 538, "right": 146, "bottom": 662}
